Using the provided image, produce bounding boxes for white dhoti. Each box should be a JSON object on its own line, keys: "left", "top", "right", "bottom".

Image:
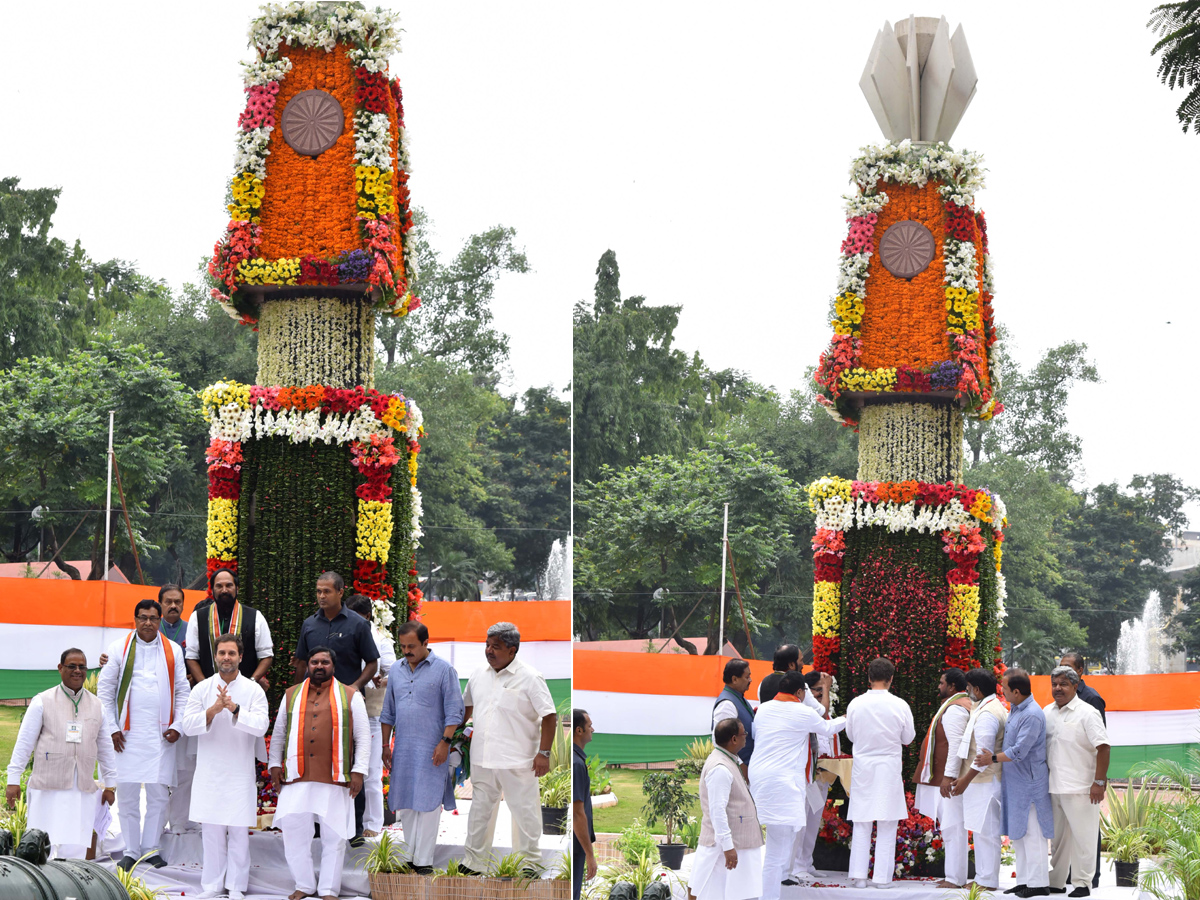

{"left": 27, "top": 773, "right": 103, "bottom": 860}
{"left": 1014, "top": 804, "right": 1050, "bottom": 889}
{"left": 963, "top": 779, "right": 1003, "bottom": 888}
{"left": 398, "top": 808, "right": 442, "bottom": 866}
{"left": 1050, "top": 793, "right": 1099, "bottom": 890}
{"left": 464, "top": 765, "right": 542, "bottom": 870}
{"left": 117, "top": 782, "right": 170, "bottom": 858}
{"left": 760, "top": 824, "right": 802, "bottom": 900}
{"left": 201, "top": 823, "right": 250, "bottom": 893}
{"left": 689, "top": 845, "right": 764, "bottom": 900}
{"left": 849, "top": 819, "right": 898, "bottom": 885}
{"left": 277, "top": 782, "right": 355, "bottom": 897}
{"left": 167, "top": 735, "right": 198, "bottom": 833}
{"left": 364, "top": 717, "right": 384, "bottom": 833}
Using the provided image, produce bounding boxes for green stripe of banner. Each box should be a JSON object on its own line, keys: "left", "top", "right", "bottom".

{"left": 590, "top": 733, "right": 1200, "bottom": 778}
{"left": 457, "top": 677, "right": 571, "bottom": 709}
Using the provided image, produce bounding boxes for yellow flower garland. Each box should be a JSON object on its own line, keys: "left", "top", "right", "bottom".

{"left": 948, "top": 584, "right": 981, "bottom": 641}
{"left": 206, "top": 498, "right": 239, "bottom": 561}
{"left": 356, "top": 499, "right": 393, "bottom": 564}
{"left": 813, "top": 581, "right": 841, "bottom": 638}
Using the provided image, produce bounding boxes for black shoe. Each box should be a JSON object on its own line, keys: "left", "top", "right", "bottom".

{"left": 1068, "top": 889, "right": 1090, "bottom": 898}
{"left": 349, "top": 834, "right": 366, "bottom": 848}
{"left": 782, "top": 879, "right": 799, "bottom": 886}
{"left": 1005, "top": 888, "right": 1027, "bottom": 896}
{"left": 143, "top": 854, "right": 168, "bottom": 869}
{"left": 1048, "top": 889, "right": 1067, "bottom": 895}
{"left": 117, "top": 856, "right": 136, "bottom": 873}
{"left": 1018, "top": 889, "right": 1050, "bottom": 898}
{"left": 413, "top": 865, "right": 434, "bottom": 875}
{"left": 457, "top": 864, "right": 482, "bottom": 877}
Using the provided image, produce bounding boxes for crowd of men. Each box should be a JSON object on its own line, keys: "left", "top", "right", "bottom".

{"left": 6, "top": 570, "right": 558, "bottom": 900}
{"left": 655, "top": 646, "right": 1110, "bottom": 900}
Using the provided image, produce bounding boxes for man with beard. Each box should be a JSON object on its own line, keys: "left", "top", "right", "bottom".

{"left": 97, "top": 599, "right": 190, "bottom": 871}
{"left": 181, "top": 634, "right": 269, "bottom": 900}
{"left": 186, "top": 568, "right": 274, "bottom": 690}
{"left": 270, "top": 647, "right": 370, "bottom": 900}
{"left": 913, "top": 668, "right": 972, "bottom": 889}
{"left": 380, "top": 621, "right": 464, "bottom": 872}
{"left": 6, "top": 648, "right": 116, "bottom": 860}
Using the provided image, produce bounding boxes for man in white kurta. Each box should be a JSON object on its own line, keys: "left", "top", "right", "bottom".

{"left": 950, "top": 667, "right": 1008, "bottom": 891}
{"left": 690, "top": 718, "right": 765, "bottom": 900}
{"left": 269, "top": 648, "right": 370, "bottom": 900}
{"left": 791, "top": 670, "right": 842, "bottom": 883}
{"left": 844, "top": 658, "right": 915, "bottom": 888}
{"left": 748, "top": 671, "right": 847, "bottom": 900}
{"left": 913, "top": 669, "right": 972, "bottom": 888}
{"left": 345, "top": 592, "right": 397, "bottom": 837}
{"left": 181, "top": 634, "right": 269, "bottom": 900}
{"left": 97, "top": 600, "right": 190, "bottom": 870}
{"left": 6, "top": 648, "right": 118, "bottom": 859}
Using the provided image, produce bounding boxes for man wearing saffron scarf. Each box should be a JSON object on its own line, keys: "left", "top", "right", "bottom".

{"left": 181, "top": 633, "right": 269, "bottom": 900}
{"left": 749, "top": 671, "right": 847, "bottom": 900}
{"left": 97, "top": 598, "right": 190, "bottom": 871}
{"left": 789, "top": 670, "right": 841, "bottom": 884}
{"left": 844, "top": 657, "right": 916, "bottom": 889}
{"left": 269, "top": 646, "right": 370, "bottom": 900}
{"left": 186, "top": 568, "right": 274, "bottom": 689}
{"left": 913, "top": 668, "right": 973, "bottom": 889}
{"left": 950, "top": 667, "right": 1008, "bottom": 893}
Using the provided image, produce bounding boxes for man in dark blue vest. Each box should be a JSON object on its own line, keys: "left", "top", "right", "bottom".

{"left": 713, "top": 659, "right": 756, "bottom": 772}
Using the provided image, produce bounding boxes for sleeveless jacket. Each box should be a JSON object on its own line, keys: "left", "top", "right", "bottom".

{"left": 195, "top": 601, "right": 260, "bottom": 680}
{"left": 959, "top": 699, "right": 1009, "bottom": 784}
{"left": 914, "top": 694, "right": 973, "bottom": 785}
{"left": 698, "top": 750, "right": 763, "bottom": 850}
{"left": 27, "top": 686, "right": 104, "bottom": 793}
{"left": 713, "top": 688, "right": 755, "bottom": 765}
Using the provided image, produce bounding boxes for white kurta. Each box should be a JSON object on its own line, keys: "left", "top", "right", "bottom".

{"left": 180, "top": 673, "right": 270, "bottom": 827}
{"left": 6, "top": 688, "right": 119, "bottom": 852}
{"left": 690, "top": 765, "right": 764, "bottom": 900}
{"left": 844, "top": 689, "right": 915, "bottom": 822}
{"left": 97, "top": 633, "right": 190, "bottom": 786}
{"left": 748, "top": 699, "right": 847, "bottom": 825}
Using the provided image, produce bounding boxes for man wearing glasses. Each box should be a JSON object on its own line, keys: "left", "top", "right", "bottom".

{"left": 5, "top": 648, "right": 117, "bottom": 860}
{"left": 97, "top": 599, "right": 190, "bottom": 871}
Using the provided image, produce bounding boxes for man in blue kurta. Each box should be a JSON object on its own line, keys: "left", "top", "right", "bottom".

{"left": 380, "top": 620, "right": 464, "bottom": 873}
{"left": 974, "top": 668, "right": 1054, "bottom": 898}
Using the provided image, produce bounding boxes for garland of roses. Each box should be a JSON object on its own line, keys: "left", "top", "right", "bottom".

{"left": 202, "top": 379, "right": 424, "bottom": 625}
{"left": 808, "top": 476, "right": 1006, "bottom": 676}
{"left": 208, "top": 3, "right": 419, "bottom": 326}
{"left": 814, "top": 141, "right": 1004, "bottom": 429}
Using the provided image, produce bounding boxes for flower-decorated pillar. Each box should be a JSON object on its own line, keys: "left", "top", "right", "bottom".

{"left": 202, "top": 5, "right": 423, "bottom": 697}
{"left": 808, "top": 17, "right": 1008, "bottom": 781}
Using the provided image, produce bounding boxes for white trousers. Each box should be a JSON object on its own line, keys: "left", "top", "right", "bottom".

{"left": 117, "top": 782, "right": 170, "bottom": 859}
{"left": 973, "top": 831, "right": 1003, "bottom": 889}
{"left": 282, "top": 812, "right": 347, "bottom": 897}
{"left": 761, "top": 823, "right": 801, "bottom": 900}
{"left": 167, "top": 753, "right": 198, "bottom": 833}
{"left": 1014, "top": 804, "right": 1050, "bottom": 889}
{"left": 1050, "top": 793, "right": 1099, "bottom": 890}
{"left": 399, "top": 807, "right": 442, "bottom": 865}
{"left": 849, "top": 819, "right": 898, "bottom": 884}
{"left": 364, "top": 717, "right": 384, "bottom": 833}
{"left": 201, "top": 823, "right": 250, "bottom": 893}
{"left": 51, "top": 843, "right": 90, "bottom": 861}
{"left": 939, "top": 792, "right": 968, "bottom": 886}
{"left": 794, "top": 785, "right": 828, "bottom": 875}
{"left": 464, "top": 765, "right": 542, "bottom": 870}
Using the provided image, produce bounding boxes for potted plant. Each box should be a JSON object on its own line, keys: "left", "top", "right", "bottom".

{"left": 605, "top": 850, "right": 675, "bottom": 899}
{"left": 641, "top": 770, "right": 692, "bottom": 870}
{"left": 1103, "top": 825, "right": 1150, "bottom": 888}
{"left": 429, "top": 858, "right": 485, "bottom": 900}
{"left": 360, "top": 831, "right": 424, "bottom": 899}
{"left": 540, "top": 766, "right": 572, "bottom": 835}
{"left": 615, "top": 820, "right": 659, "bottom": 867}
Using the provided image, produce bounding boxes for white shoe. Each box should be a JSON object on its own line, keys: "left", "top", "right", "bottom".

{"left": 853, "top": 879, "right": 869, "bottom": 889}
{"left": 228, "top": 891, "right": 245, "bottom": 900}
{"left": 872, "top": 882, "right": 894, "bottom": 889}
{"left": 793, "top": 871, "right": 814, "bottom": 884}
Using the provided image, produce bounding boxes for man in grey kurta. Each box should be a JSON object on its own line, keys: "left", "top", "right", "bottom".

{"left": 380, "top": 621, "right": 464, "bottom": 872}
{"left": 975, "top": 668, "right": 1053, "bottom": 897}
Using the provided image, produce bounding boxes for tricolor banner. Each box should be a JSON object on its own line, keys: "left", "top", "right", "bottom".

{"left": 574, "top": 645, "right": 1198, "bottom": 777}
{"left": 0, "top": 581, "right": 570, "bottom": 707}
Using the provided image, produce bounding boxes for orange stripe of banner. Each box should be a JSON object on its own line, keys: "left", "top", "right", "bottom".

{"left": 573, "top": 648, "right": 775, "bottom": 698}
{"left": 1029, "top": 673, "right": 1200, "bottom": 712}
{"left": 0, "top": 579, "right": 207, "bottom": 629}
{"left": 417, "top": 601, "right": 570, "bottom": 642}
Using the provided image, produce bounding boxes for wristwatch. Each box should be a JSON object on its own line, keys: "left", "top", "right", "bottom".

{"left": 538, "top": 750, "right": 551, "bottom": 758}
{"left": 1094, "top": 779, "right": 1107, "bottom": 786}
{"left": 233, "top": 704, "right": 241, "bottom": 716}
{"left": 440, "top": 736, "right": 452, "bottom": 745}
{"left": 990, "top": 753, "right": 998, "bottom": 764}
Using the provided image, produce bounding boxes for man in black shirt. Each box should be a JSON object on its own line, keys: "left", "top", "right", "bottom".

{"left": 1061, "top": 651, "right": 1105, "bottom": 889}
{"left": 293, "top": 571, "right": 380, "bottom": 691}
{"left": 572, "top": 708, "right": 596, "bottom": 900}
{"left": 758, "top": 645, "right": 801, "bottom": 703}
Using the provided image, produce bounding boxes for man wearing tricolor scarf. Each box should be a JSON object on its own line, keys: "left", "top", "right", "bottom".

{"left": 912, "top": 668, "right": 972, "bottom": 889}
{"left": 748, "top": 671, "right": 847, "bottom": 900}
{"left": 97, "top": 598, "right": 190, "bottom": 871}
{"left": 269, "top": 646, "right": 370, "bottom": 900}
{"left": 186, "top": 568, "right": 274, "bottom": 688}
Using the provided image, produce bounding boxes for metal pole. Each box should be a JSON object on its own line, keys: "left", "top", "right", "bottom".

{"left": 103, "top": 411, "right": 114, "bottom": 581}
{"left": 718, "top": 503, "right": 729, "bottom": 654}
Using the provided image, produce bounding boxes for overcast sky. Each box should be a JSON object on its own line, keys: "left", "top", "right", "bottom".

{"left": 2, "top": 1, "right": 1197, "bottom": 525}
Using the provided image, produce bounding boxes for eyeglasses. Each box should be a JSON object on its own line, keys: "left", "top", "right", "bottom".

{"left": 62, "top": 664, "right": 88, "bottom": 672}
{"left": 135, "top": 614, "right": 161, "bottom": 624}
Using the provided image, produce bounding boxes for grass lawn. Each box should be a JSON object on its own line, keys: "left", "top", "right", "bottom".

{"left": 0, "top": 706, "right": 26, "bottom": 784}
{"left": 591, "top": 767, "right": 701, "bottom": 835}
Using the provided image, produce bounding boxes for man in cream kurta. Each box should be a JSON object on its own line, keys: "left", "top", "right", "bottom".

{"left": 690, "top": 718, "right": 764, "bottom": 900}
{"left": 181, "top": 634, "right": 269, "bottom": 900}
{"left": 950, "top": 667, "right": 1008, "bottom": 891}
{"left": 913, "top": 668, "right": 972, "bottom": 888}
{"left": 844, "top": 657, "right": 915, "bottom": 888}
{"left": 748, "top": 671, "right": 847, "bottom": 900}
{"left": 97, "top": 599, "right": 190, "bottom": 870}
{"left": 269, "top": 647, "right": 370, "bottom": 900}
{"left": 6, "top": 648, "right": 117, "bottom": 860}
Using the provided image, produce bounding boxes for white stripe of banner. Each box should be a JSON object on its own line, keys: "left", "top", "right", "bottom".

{"left": 575, "top": 690, "right": 714, "bottom": 736}
{"left": 1106, "top": 710, "right": 1199, "bottom": 746}
{"left": 1, "top": 624, "right": 134, "bottom": 671}
{"left": 423, "top": 641, "right": 572, "bottom": 682}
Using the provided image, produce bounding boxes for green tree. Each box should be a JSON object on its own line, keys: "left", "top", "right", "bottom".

{"left": 574, "top": 439, "right": 806, "bottom": 653}
{"left": 1150, "top": 1, "right": 1200, "bottom": 133}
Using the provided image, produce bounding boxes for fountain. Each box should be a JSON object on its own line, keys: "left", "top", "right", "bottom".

{"left": 1116, "top": 591, "right": 1184, "bottom": 673}
{"left": 538, "top": 536, "right": 572, "bottom": 601}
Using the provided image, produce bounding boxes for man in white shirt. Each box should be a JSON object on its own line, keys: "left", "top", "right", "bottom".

{"left": 689, "top": 718, "right": 765, "bottom": 900}
{"left": 180, "top": 633, "right": 270, "bottom": 900}
{"left": 344, "top": 593, "right": 397, "bottom": 839}
{"left": 789, "top": 670, "right": 841, "bottom": 884}
{"left": 950, "top": 667, "right": 1009, "bottom": 892}
{"left": 748, "top": 671, "right": 847, "bottom": 900}
{"left": 461, "top": 621, "right": 558, "bottom": 874}
{"left": 1044, "top": 666, "right": 1110, "bottom": 898}
{"left": 844, "top": 657, "right": 915, "bottom": 889}
{"left": 913, "top": 668, "right": 972, "bottom": 888}
{"left": 6, "top": 648, "right": 117, "bottom": 860}
{"left": 97, "top": 598, "right": 190, "bottom": 871}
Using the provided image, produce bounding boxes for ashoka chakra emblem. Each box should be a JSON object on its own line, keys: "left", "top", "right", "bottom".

{"left": 281, "top": 90, "right": 344, "bottom": 157}
{"left": 879, "top": 220, "right": 936, "bottom": 279}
